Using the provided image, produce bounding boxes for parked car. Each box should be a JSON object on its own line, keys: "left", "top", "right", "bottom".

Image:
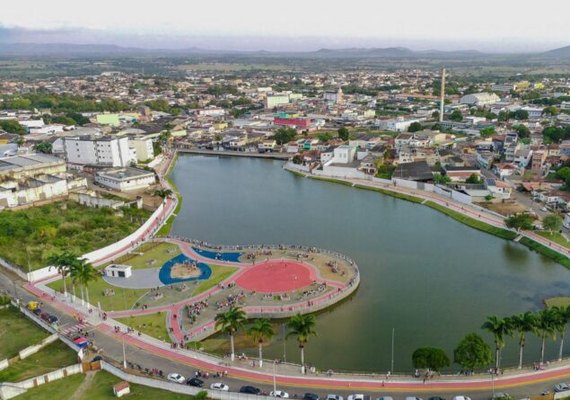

{"left": 47, "top": 315, "right": 59, "bottom": 324}
{"left": 304, "top": 393, "right": 320, "bottom": 400}
{"left": 348, "top": 395, "right": 370, "bottom": 400}
{"left": 428, "top": 397, "right": 445, "bottom": 400}
{"left": 491, "top": 393, "right": 512, "bottom": 400}
{"left": 240, "top": 386, "right": 261, "bottom": 395}
{"left": 167, "top": 373, "right": 185, "bottom": 384}
{"left": 270, "top": 390, "right": 290, "bottom": 398}
{"left": 327, "top": 395, "right": 344, "bottom": 400}
{"left": 72, "top": 336, "right": 90, "bottom": 349}
{"left": 210, "top": 382, "right": 229, "bottom": 391}
{"left": 376, "top": 397, "right": 393, "bottom": 400}
{"left": 452, "top": 396, "right": 471, "bottom": 400}
{"left": 554, "top": 383, "right": 570, "bottom": 393}
{"left": 40, "top": 312, "right": 50, "bottom": 322}
{"left": 186, "top": 378, "right": 204, "bottom": 387}
{"left": 32, "top": 308, "right": 42, "bottom": 316}
{"left": 406, "top": 397, "right": 423, "bottom": 400}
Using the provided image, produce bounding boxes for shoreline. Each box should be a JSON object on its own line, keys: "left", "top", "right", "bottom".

{"left": 284, "top": 164, "right": 570, "bottom": 269}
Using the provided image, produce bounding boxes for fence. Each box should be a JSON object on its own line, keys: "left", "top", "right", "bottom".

{"left": 0, "top": 257, "right": 27, "bottom": 281}
{"left": 0, "top": 364, "right": 83, "bottom": 400}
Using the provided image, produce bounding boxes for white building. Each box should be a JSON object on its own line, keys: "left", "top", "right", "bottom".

{"left": 378, "top": 117, "right": 422, "bottom": 132}
{"left": 105, "top": 264, "right": 132, "bottom": 278}
{"left": 95, "top": 167, "right": 156, "bottom": 191}
{"left": 64, "top": 136, "right": 132, "bottom": 167}
{"left": 460, "top": 93, "right": 501, "bottom": 106}
{"left": 332, "top": 145, "right": 357, "bottom": 164}
{"left": 264, "top": 94, "right": 290, "bottom": 109}
{"left": 129, "top": 137, "right": 155, "bottom": 162}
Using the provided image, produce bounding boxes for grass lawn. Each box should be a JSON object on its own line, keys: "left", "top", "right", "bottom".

{"left": 536, "top": 231, "right": 570, "bottom": 250}
{"left": 192, "top": 265, "right": 238, "bottom": 295}
{"left": 310, "top": 176, "right": 354, "bottom": 187}
{"left": 114, "top": 242, "right": 181, "bottom": 270}
{"left": 519, "top": 237, "right": 570, "bottom": 269}
{"left": 0, "top": 306, "right": 50, "bottom": 360}
{"left": 0, "top": 341, "right": 78, "bottom": 382}
{"left": 425, "top": 201, "right": 518, "bottom": 240}
{"left": 116, "top": 312, "right": 171, "bottom": 342}
{"left": 156, "top": 215, "right": 176, "bottom": 237}
{"left": 15, "top": 372, "right": 85, "bottom": 400}
{"left": 354, "top": 184, "right": 424, "bottom": 204}
{"left": 0, "top": 201, "right": 151, "bottom": 271}
{"left": 545, "top": 297, "right": 570, "bottom": 308}
{"left": 82, "top": 370, "right": 195, "bottom": 400}
{"left": 47, "top": 279, "right": 148, "bottom": 312}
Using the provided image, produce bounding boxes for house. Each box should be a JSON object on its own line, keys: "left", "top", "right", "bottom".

{"left": 286, "top": 141, "right": 299, "bottom": 154}
{"left": 393, "top": 161, "right": 433, "bottom": 181}
{"left": 443, "top": 166, "right": 481, "bottom": 182}
{"left": 258, "top": 140, "right": 277, "bottom": 153}
{"left": 332, "top": 145, "right": 357, "bottom": 164}
{"left": 105, "top": 264, "right": 132, "bottom": 279}
{"left": 492, "top": 163, "right": 517, "bottom": 178}
{"left": 485, "top": 178, "right": 512, "bottom": 199}
{"left": 358, "top": 155, "right": 377, "bottom": 175}
{"left": 320, "top": 147, "right": 335, "bottom": 163}
{"left": 95, "top": 167, "right": 156, "bottom": 191}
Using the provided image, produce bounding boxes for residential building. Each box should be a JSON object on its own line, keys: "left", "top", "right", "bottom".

{"left": 129, "top": 136, "right": 155, "bottom": 162}
{"left": 64, "top": 136, "right": 132, "bottom": 167}
{"left": 95, "top": 167, "right": 156, "bottom": 191}
{"left": 265, "top": 94, "right": 290, "bottom": 109}
{"left": 0, "top": 154, "right": 66, "bottom": 180}
{"left": 460, "top": 93, "right": 501, "bottom": 106}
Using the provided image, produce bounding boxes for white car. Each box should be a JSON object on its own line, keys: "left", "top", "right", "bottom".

{"left": 327, "top": 395, "right": 344, "bottom": 400}
{"left": 452, "top": 396, "right": 471, "bottom": 400}
{"left": 406, "top": 397, "right": 423, "bottom": 400}
{"left": 271, "top": 390, "right": 290, "bottom": 398}
{"left": 167, "top": 373, "right": 185, "bottom": 384}
{"left": 348, "top": 395, "right": 369, "bottom": 400}
{"left": 210, "top": 382, "right": 229, "bottom": 391}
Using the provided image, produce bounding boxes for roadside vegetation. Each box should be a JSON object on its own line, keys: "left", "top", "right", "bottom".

{"left": 0, "top": 201, "right": 150, "bottom": 271}
{"left": 0, "top": 306, "right": 50, "bottom": 359}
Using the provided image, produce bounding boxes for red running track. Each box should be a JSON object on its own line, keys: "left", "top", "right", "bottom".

{"left": 235, "top": 260, "right": 316, "bottom": 293}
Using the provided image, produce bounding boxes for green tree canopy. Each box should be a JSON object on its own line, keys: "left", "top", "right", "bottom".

{"left": 33, "top": 142, "right": 53, "bottom": 154}
{"left": 543, "top": 214, "right": 562, "bottom": 233}
{"left": 480, "top": 127, "right": 496, "bottom": 137}
{"left": 466, "top": 174, "right": 482, "bottom": 184}
{"left": 433, "top": 173, "right": 451, "bottom": 184}
{"left": 505, "top": 213, "right": 534, "bottom": 231}
{"left": 450, "top": 110, "right": 463, "bottom": 122}
{"left": 453, "top": 333, "right": 493, "bottom": 371}
{"left": 412, "top": 347, "right": 450, "bottom": 371}
{"left": 273, "top": 127, "right": 297, "bottom": 145}
{"left": 512, "top": 125, "right": 530, "bottom": 139}
{"left": 0, "top": 120, "right": 25, "bottom": 134}
{"left": 337, "top": 127, "right": 350, "bottom": 141}
{"left": 408, "top": 122, "right": 423, "bottom": 132}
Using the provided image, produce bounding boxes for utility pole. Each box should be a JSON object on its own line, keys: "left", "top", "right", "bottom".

{"left": 391, "top": 328, "right": 395, "bottom": 373}
{"left": 439, "top": 67, "right": 446, "bottom": 123}
{"left": 273, "top": 360, "right": 277, "bottom": 393}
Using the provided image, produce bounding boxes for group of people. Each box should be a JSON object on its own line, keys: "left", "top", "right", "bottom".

{"left": 215, "top": 292, "right": 246, "bottom": 310}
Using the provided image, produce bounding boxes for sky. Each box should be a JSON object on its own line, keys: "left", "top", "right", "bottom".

{"left": 1, "top": 0, "right": 569, "bottom": 52}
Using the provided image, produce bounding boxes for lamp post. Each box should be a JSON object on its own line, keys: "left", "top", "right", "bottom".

{"left": 273, "top": 360, "right": 277, "bottom": 393}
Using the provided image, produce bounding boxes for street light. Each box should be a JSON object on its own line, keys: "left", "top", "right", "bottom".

{"left": 273, "top": 360, "right": 277, "bottom": 393}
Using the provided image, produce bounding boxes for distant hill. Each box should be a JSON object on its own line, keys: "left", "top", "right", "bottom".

{"left": 542, "top": 45, "right": 570, "bottom": 58}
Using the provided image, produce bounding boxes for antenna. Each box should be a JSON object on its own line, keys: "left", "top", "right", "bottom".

{"left": 439, "top": 67, "right": 446, "bottom": 123}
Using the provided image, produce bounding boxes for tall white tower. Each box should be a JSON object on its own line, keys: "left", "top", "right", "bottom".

{"left": 439, "top": 67, "right": 446, "bottom": 123}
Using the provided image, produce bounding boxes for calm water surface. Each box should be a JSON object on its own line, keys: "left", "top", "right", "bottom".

{"left": 171, "top": 155, "right": 570, "bottom": 373}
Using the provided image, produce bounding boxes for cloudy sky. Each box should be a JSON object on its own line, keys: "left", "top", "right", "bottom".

{"left": 1, "top": 0, "right": 569, "bottom": 52}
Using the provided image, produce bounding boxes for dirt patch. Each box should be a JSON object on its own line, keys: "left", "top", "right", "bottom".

{"left": 477, "top": 201, "right": 527, "bottom": 216}
{"left": 171, "top": 263, "right": 201, "bottom": 279}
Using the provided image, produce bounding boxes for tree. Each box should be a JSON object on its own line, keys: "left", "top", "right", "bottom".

{"left": 513, "top": 125, "right": 530, "bottom": 139}
{"left": 215, "top": 307, "right": 247, "bottom": 362}
{"left": 512, "top": 109, "right": 529, "bottom": 121}
{"left": 433, "top": 173, "right": 451, "bottom": 185}
{"left": 408, "top": 122, "right": 423, "bottom": 132}
{"left": 479, "top": 127, "right": 496, "bottom": 137}
{"left": 153, "top": 189, "right": 173, "bottom": 202}
{"left": 273, "top": 127, "right": 297, "bottom": 145}
{"left": 552, "top": 306, "right": 570, "bottom": 361}
{"left": 505, "top": 213, "right": 534, "bottom": 231}
{"left": 450, "top": 110, "right": 463, "bottom": 122}
{"left": 412, "top": 347, "right": 450, "bottom": 372}
{"left": 33, "top": 142, "right": 53, "bottom": 154}
{"left": 543, "top": 214, "right": 562, "bottom": 234}
{"left": 0, "top": 120, "right": 26, "bottom": 134}
{"left": 47, "top": 251, "right": 78, "bottom": 298}
{"left": 431, "top": 111, "right": 440, "bottom": 120}
{"left": 481, "top": 316, "right": 513, "bottom": 369}
{"left": 543, "top": 106, "right": 559, "bottom": 117}
{"left": 498, "top": 110, "right": 510, "bottom": 122}
{"left": 453, "top": 333, "right": 493, "bottom": 371}
{"left": 465, "top": 174, "right": 482, "bottom": 184}
{"left": 287, "top": 313, "right": 317, "bottom": 374}
{"left": 556, "top": 167, "right": 570, "bottom": 182}
{"left": 337, "top": 127, "right": 350, "bottom": 141}
{"left": 70, "top": 258, "right": 98, "bottom": 305}
{"left": 248, "top": 318, "right": 275, "bottom": 368}
{"left": 510, "top": 312, "right": 537, "bottom": 369}
{"left": 317, "top": 132, "right": 333, "bottom": 142}
{"left": 536, "top": 308, "right": 557, "bottom": 363}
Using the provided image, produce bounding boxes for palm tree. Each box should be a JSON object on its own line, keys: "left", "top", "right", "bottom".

{"left": 47, "top": 251, "right": 77, "bottom": 298}
{"left": 536, "top": 308, "right": 557, "bottom": 363}
{"left": 552, "top": 306, "right": 570, "bottom": 361}
{"left": 510, "top": 312, "right": 537, "bottom": 369}
{"left": 248, "top": 318, "right": 275, "bottom": 368}
{"left": 481, "top": 316, "right": 513, "bottom": 370}
{"left": 153, "top": 189, "right": 173, "bottom": 201}
{"left": 287, "top": 313, "right": 317, "bottom": 374}
{"left": 215, "top": 306, "right": 247, "bottom": 361}
{"left": 70, "top": 258, "right": 99, "bottom": 306}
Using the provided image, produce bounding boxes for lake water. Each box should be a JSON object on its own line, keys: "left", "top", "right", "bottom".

{"left": 171, "top": 155, "right": 570, "bottom": 373}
